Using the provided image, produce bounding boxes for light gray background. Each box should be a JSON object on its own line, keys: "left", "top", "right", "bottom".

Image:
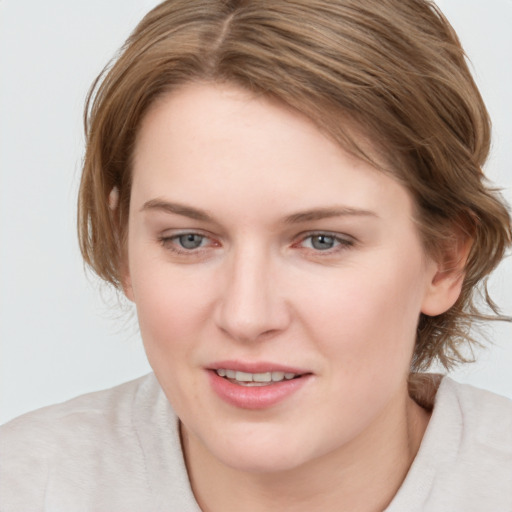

{"left": 1, "top": 0, "right": 511, "bottom": 424}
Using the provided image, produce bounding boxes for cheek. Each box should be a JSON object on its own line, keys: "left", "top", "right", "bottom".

{"left": 131, "top": 263, "right": 218, "bottom": 412}
{"left": 130, "top": 260, "right": 215, "bottom": 359}
{"left": 295, "top": 257, "right": 427, "bottom": 369}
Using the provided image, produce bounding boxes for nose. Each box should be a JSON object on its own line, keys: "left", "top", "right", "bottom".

{"left": 214, "top": 243, "right": 291, "bottom": 343}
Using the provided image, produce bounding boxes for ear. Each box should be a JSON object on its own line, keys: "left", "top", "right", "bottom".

{"left": 121, "top": 266, "right": 135, "bottom": 302}
{"left": 109, "top": 186, "right": 135, "bottom": 302}
{"left": 421, "top": 233, "right": 473, "bottom": 317}
{"left": 119, "top": 246, "right": 134, "bottom": 302}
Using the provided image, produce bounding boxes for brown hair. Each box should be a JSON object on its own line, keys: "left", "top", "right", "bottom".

{"left": 78, "top": 0, "right": 511, "bottom": 371}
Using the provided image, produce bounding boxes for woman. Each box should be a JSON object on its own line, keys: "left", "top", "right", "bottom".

{"left": 1, "top": 0, "right": 511, "bottom": 510}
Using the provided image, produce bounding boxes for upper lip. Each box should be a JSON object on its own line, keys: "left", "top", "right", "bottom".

{"left": 208, "top": 360, "right": 310, "bottom": 375}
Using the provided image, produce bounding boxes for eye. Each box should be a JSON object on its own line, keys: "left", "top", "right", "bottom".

{"left": 307, "top": 234, "right": 338, "bottom": 251}
{"left": 176, "top": 233, "right": 206, "bottom": 250}
{"left": 296, "top": 232, "right": 354, "bottom": 253}
{"left": 159, "top": 231, "right": 215, "bottom": 254}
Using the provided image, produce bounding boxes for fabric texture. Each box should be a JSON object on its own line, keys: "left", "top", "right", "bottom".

{"left": 1, "top": 374, "right": 511, "bottom": 511}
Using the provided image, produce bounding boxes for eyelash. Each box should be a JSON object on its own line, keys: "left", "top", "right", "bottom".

{"left": 158, "top": 231, "right": 355, "bottom": 257}
{"left": 158, "top": 232, "right": 217, "bottom": 255}
{"left": 293, "top": 232, "right": 355, "bottom": 254}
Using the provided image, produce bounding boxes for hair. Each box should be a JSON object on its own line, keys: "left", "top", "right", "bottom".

{"left": 78, "top": 0, "right": 511, "bottom": 371}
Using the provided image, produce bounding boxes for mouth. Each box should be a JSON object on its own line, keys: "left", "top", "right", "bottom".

{"left": 214, "top": 368, "right": 303, "bottom": 387}
{"left": 207, "top": 361, "right": 312, "bottom": 409}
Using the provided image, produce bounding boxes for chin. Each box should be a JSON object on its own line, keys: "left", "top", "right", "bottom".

{"left": 200, "top": 427, "right": 318, "bottom": 474}
{"left": 222, "top": 449, "right": 309, "bottom": 475}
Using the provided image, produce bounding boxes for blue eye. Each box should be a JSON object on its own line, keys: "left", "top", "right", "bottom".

{"left": 176, "top": 233, "right": 205, "bottom": 249}
{"left": 158, "top": 231, "right": 219, "bottom": 258}
{"left": 298, "top": 233, "right": 354, "bottom": 253}
{"left": 309, "top": 234, "right": 337, "bottom": 250}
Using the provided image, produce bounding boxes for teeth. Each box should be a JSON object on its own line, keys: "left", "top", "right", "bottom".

{"left": 215, "top": 369, "right": 299, "bottom": 383}
{"left": 235, "top": 371, "right": 253, "bottom": 382}
{"left": 271, "top": 371, "right": 285, "bottom": 381}
{"left": 253, "top": 372, "right": 272, "bottom": 383}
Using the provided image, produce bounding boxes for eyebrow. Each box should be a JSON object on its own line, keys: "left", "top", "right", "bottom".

{"left": 141, "top": 199, "right": 378, "bottom": 224}
{"left": 141, "top": 199, "right": 214, "bottom": 222}
{"left": 283, "top": 207, "right": 378, "bottom": 224}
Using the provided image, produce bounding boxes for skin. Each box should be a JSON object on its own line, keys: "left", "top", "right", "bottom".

{"left": 124, "top": 82, "right": 465, "bottom": 511}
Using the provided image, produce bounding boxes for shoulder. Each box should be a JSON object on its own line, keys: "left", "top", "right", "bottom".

{"left": 428, "top": 379, "right": 512, "bottom": 507}
{"left": 0, "top": 373, "right": 188, "bottom": 511}
{"left": 439, "top": 377, "right": 512, "bottom": 449}
{"left": 0, "top": 373, "right": 156, "bottom": 450}
{"left": 389, "top": 377, "right": 512, "bottom": 511}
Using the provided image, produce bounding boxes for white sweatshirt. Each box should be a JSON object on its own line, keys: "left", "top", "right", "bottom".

{"left": 1, "top": 374, "right": 511, "bottom": 511}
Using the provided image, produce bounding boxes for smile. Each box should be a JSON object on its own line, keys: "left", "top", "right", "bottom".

{"left": 215, "top": 369, "right": 300, "bottom": 386}
{"left": 209, "top": 365, "right": 311, "bottom": 409}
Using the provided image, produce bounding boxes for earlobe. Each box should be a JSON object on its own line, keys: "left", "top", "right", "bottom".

{"left": 122, "top": 276, "right": 135, "bottom": 302}
{"left": 119, "top": 253, "right": 135, "bottom": 302}
{"left": 120, "top": 260, "right": 135, "bottom": 302}
{"left": 421, "top": 235, "right": 473, "bottom": 317}
{"left": 109, "top": 186, "right": 120, "bottom": 211}
{"left": 108, "top": 186, "right": 134, "bottom": 300}
{"left": 109, "top": 187, "right": 134, "bottom": 302}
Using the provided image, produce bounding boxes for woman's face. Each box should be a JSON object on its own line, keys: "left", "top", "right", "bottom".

{"left": 125, "top": 82, "right": 444, "bottom": 473}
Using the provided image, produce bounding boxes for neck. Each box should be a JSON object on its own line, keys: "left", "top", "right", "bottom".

{"left": 181, "top": 388, "right": 430, "bottom": 512}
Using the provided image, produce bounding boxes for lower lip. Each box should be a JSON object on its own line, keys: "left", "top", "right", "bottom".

{"left": 208, "top": 371, "right": 310, "bottom": 410}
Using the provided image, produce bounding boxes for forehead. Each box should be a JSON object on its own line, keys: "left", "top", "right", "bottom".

{"left": 131, "top": 82, "right": 415, "bottom": 226}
